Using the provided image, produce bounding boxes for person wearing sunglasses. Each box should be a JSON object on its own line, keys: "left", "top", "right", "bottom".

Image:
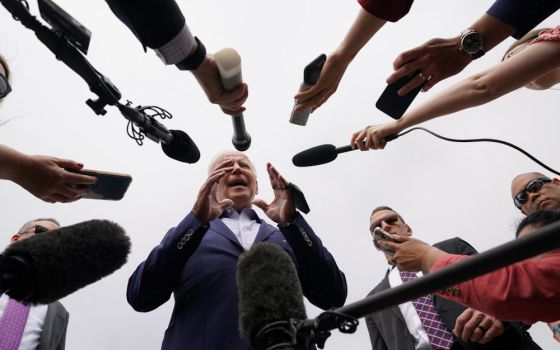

{"left": 1, "top": 218, "right": 69, "bottom": 350}
{"left": 0, "top": 56, "right": 97, "bottom": 203}
{"left": 511, "top": 172, "right": 560, "bottom": 215}
{"left": 364, "top": 206, "right": 541, "bottom": 350}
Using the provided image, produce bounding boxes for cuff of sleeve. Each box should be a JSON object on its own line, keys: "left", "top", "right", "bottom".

{"left": 155, "top": 23, "right": 197, "bottom": 65}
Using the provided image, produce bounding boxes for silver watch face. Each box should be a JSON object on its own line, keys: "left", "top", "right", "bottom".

{"left": 461, "top": 32, "right": 484, "bottom": 54}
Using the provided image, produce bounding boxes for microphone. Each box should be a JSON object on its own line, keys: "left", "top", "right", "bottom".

{"left": 215, "top": 48, "right": 252, "bottom": 151}
{"left": 237, "top": 242, "right": 307, "bottom": 350}
{"left": 292, "top": 135, "right": 399, "bottom": 167}
{"left": 0, "top": 220, "right": 131, "bottom": 305}
{"left": 118, "top": 104, "right": 200, "bottom": 163}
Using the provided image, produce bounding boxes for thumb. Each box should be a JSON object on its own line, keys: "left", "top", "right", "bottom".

{"left": 218, "top": 199, "right": 233, "bottom": 210}
{"left": 252, "top": 199, "right": 269, "bottom": 212}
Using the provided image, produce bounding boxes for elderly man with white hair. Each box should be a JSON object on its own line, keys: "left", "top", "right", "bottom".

{"left": 127, "top": 150, "right": 347, "bottom": 350}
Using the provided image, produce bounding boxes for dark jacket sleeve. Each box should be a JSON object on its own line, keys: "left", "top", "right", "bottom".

{"left": 279, "top": 212, "right": 347, "bottom": 309}
{"left": 365, "top": 315, "right": 389, "bottom": 350}
{"left": 357, "top": 0, "right": 414, "bottom": 22}
{"left": 487, "top": 0, "right": 560, "bottom": 39}
{"left": 104, "top": 0, "right": 185, "bottom": 48}
{"left": 126, "top": 212, "right": 209, "bottom": 312}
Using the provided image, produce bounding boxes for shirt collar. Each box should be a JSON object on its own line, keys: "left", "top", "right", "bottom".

{"left": 220, "top": 207, "right": 261, "bottom": 223}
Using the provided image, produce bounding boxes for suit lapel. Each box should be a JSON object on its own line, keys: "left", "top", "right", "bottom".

{"left": 253, "top": 220, "right": 276, "bottom": 243}
{"left": 211, "top": 218, "right": 244, "bottom": 250}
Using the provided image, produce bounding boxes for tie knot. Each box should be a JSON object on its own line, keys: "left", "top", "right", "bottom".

{"left": 400, "top": 271, "right": 418, "bottom": 282}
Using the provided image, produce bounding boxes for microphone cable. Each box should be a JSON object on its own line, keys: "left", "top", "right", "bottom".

{"left": 395, "top": 127, "right": 560, "bottom": 176}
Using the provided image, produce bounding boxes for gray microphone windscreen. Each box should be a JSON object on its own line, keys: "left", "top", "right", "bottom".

{"left": 237, "top": 243, "right": 306, "bottom": 349}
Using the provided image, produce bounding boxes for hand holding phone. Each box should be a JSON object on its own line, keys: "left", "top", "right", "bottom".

{"left": 68, "top": 168, "right": 132, "bottom": 200}
{"left": 376, "top": 70, "right": 426, "bottom": 120}
{"left": 290, "top": 54, "right": 327, "bottom": 126}
{"left": 373, "top": 227, "right": 397, "bottom": 255}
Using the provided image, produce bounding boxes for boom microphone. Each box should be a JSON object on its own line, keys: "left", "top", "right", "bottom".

{"left": 0, "top": 220, "right": 131, "bottom": 304}
{"left": 118, "top": 104, "right": 200, "bottom": 163}
{"left": 237, "top": 243, "right": 307, "bottom": 350}
{"left": 215, "top": 48, "right": 252, "bottom": 151}
{"left": 292, "top": 135, "right": 399, "bottom": 167}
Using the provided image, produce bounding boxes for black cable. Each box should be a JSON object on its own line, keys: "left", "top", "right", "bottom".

{"left": 397, "top": 127, "right": 560, "bottom": 176}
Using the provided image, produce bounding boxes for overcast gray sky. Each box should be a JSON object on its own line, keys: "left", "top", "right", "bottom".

{"left": 1, "top": 0, "right": 559, "bottom": 348}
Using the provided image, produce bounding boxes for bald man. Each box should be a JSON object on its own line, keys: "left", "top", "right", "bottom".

{"left": 511, "top": 172, "right": 560, "bottom": 214}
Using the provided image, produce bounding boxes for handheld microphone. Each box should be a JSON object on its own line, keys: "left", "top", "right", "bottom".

{"left": 292, "top": 135, "right": 399, "bottom": 167}
{"left": 118, "top": 104, "right": 200, "bottom": 163}
{"left": 0, "top": 220, "right": 131, "bottom": 305}
{"left": 215, "top": 48, "right": 251, "bottom": 151}
{"left": 237, "top": 243, "right": 307, "bottom": 350}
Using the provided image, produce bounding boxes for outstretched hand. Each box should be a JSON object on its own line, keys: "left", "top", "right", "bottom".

{"left": 293, "top": 53, "right": 350, "bottom": 113}
{"left": 14, "top": 155, "right": 96, "bottom": 203}
{"left": 378, "top": 234, "right": 447, "bottom": 272}
{"left": 253, "top": 163, "right": 295, "bottom": 225}
{"left": 192, "top": 159, "right": 234, "bottom": 223}
{"left": 351, "top": 123, "right": 399, "bottom": 151}
{"left": 192, "top": 55, "right": 249, "bottom": 115}
{"left": 387, "top": 37, "right": 471, "bottom": 96}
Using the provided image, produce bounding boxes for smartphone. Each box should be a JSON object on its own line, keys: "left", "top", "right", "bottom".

{"left": 372, "top": 227, "right": 396, "bottom": 255}
{"left": 68, "top": 168, "right": 132, "bottom": 200}
{"left": 375, "top": 70, "right": 426, "bottom": 120}
{"left": 290, "top": 54, "right": 327, "bottom": 126}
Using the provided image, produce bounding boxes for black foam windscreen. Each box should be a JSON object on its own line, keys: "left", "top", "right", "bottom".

{"left": 161, "top": 129, "right": 201, "bottom": 163}
{"left": 237, "top": 242, "right": 307, "bottom": 349}
{"left": 292, "top": 144, "right": 337, "bottom": 167}
{"left": 1, "top": 220, "right": 131, "bottom": 304}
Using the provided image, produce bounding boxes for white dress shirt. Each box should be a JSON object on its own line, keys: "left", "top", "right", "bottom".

{"left": 0, "top": 294, "right": 48, "bottom": 350}
{"left": 221, "top": 208, "right": 261, "bottom": 250}
{"left": 388, "top": 267, "right": 432, "bottom": 350}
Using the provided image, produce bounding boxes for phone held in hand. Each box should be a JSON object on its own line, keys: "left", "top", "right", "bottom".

{"left": 376, "top": 70, "right": 426, "bottom": 120}
{"left": 290, "top": 53, "right": 327, "bottom": 126}
{"left": 68, "top": 168, "right": 132, "bottom": 200}
{"left": 373, "top": 227, "right": 396, "bottom": 255}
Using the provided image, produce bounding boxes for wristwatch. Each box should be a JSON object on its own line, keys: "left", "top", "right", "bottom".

{"left": 460, "top": 28, "right": 485, "bottom": 59}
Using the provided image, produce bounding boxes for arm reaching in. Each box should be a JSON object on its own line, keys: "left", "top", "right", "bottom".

{"left": 0, "top": 144, "right": 96, "bottom": 203}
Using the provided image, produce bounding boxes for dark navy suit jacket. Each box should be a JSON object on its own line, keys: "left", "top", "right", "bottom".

{"left": 127, "top": 211, "right": 347, "bottom": 350}
{"left": 364, "top": 237, "right": 541, "bottom": 350}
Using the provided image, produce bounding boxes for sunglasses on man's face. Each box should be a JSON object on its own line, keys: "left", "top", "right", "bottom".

{"left": 0, "top": 73, "right": 11, "bottom": 99}
{"left": 21, "top": 225, "right": 51, "bottom": 235}
{"left": 370, "top": 215, "right": 400, "bottom": 234}
{"left": 514, "top": 177, "right": 551, "bottom": 210}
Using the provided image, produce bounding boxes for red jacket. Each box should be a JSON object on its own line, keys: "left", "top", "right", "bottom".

{"left": 431, "top": 252, "right": 560, "bottom": 323}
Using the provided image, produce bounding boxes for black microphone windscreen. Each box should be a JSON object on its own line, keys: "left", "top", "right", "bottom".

{"left": 2, "top": 220, "right": 131, "bottom": 304}
{"left": 292, "top": 144, "right": 337, "bottom": 167}
{"left": 161, "top": 129, "right": 201, "bottom": 163}
{"left": 237, "top": 243, "right": 306, "bottom": 349}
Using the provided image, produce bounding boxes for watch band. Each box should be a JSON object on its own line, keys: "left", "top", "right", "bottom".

{"left": 176, "top": 37, "right": 207, "bottom": 71}
{"left": 460, "top": 28, "right": 485, "bottom": 60}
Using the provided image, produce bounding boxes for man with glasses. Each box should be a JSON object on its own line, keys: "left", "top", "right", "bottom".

{"left": 364, "top": 206, "right": 540, "bottom": 350}
{"left": 0, "top": 218, "right": 69, "bottom": 350}
{"left": 511, "top": 172, "right": 560, "bottom": 215}
{"left": 0, "top": 56, "right": 97, "bottom": 203}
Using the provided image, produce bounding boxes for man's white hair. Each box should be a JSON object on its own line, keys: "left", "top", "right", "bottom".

{"left": 208, "top": 150, "right": 257, "bottom": 177}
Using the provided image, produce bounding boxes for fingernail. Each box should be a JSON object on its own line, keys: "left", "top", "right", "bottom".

{"left": 76, "top": 163, "right": 84, "bottom": 168}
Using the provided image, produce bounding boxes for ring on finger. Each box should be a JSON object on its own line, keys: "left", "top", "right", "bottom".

{"left": 418, "top": 72, "right": 431, "bottom": 81}
{"left": 476, "top": 324, "right": 487, "bottom": 332}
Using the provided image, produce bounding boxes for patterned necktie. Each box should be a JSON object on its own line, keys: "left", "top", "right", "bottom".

{"left": 0, "top": 298, "right": 31, "bottom": 350}
{"left": 400, "top": 271, "right": 454, "bottom": 350}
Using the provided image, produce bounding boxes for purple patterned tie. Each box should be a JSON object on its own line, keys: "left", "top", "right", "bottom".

{"left": 0, "top": 298, "right": 31, "bottom": 350}
{"left": 400, "top": 271, "right": 454, "bottom": 350}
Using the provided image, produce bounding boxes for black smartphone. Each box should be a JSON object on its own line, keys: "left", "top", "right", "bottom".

{"left": 68, "top": 168, "right": 132, "bottom": 200}
{"left": 290, "top": 54, "right": 327, "bottom": 126}
{"left": 376, "top": 70, "right": 426, "bottom": 120}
